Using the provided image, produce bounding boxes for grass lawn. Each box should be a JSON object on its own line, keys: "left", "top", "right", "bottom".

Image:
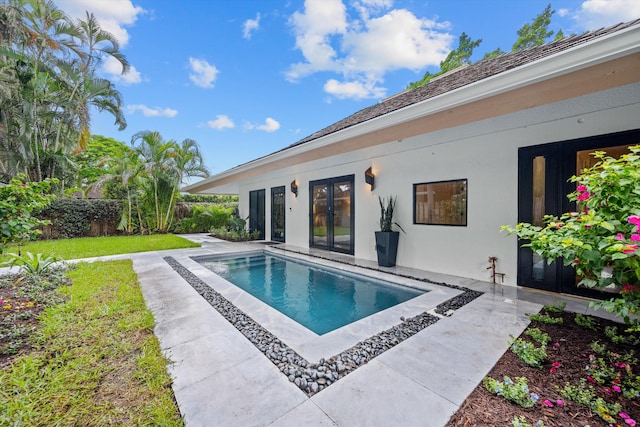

{"left": 1, "top": 234, "right": 200, "bottom": 262}
{"left": 0, "top": 261, "right": 183, "bottom": 426}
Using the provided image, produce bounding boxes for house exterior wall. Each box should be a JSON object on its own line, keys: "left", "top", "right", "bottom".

{"left": 237, "top": 83, "right": 640, "bottom": 286}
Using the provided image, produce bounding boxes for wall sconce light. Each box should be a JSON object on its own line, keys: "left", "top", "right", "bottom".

{"left": 290, "top": 180, "right": 298, "bottom": 197}
{"left": 364, "top": 167, "right": 375, "bottom": 191}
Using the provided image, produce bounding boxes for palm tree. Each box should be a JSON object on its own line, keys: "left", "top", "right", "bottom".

{"left": 105, "top": 150, "right": 143, "bottom": 234}
{"left": 131, "top": 131, "right": 178, "bottom": 232}
{"left": 0, "top": 1, "right": 129, "bottom": 186}
{"left": 161, "top": 138, "right": 210, "bottom": 230}
{"left": 59, "top": 12, "right": 128, "bottom": 154}
{"left": 131, "top": 131, "right": 210, "bottom": 233}
{"left": 18, "top": 0, "right": 77, "bottom": 181}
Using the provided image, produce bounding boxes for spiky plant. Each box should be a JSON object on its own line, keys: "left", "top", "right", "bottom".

{"left": 378, "top": 196, "right": 405, "bottom": 232}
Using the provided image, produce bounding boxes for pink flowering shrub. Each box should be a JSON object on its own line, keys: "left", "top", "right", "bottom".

{"left": 503, "top": 145, "right": 640, "bottom": 329}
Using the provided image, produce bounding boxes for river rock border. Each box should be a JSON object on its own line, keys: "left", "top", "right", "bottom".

{"left": 163, "top": 256, "right": 482, "bottom": 397}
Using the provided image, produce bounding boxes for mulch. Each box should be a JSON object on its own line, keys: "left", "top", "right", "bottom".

{"left": 446, "top": 311, "right": 640, "bottom": 427}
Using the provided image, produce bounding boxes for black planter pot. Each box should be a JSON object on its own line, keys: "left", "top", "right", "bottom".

{"left": 375, "top": 231, "right": 399, "bottom": 267}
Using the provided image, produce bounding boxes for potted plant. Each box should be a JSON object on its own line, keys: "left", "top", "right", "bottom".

{"left": 376, "top": 196, "right": 405, "bottom": 267}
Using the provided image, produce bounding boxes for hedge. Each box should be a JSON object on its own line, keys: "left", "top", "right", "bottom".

{"left": 38, "top": 199, "right": 123, "bottom": 239}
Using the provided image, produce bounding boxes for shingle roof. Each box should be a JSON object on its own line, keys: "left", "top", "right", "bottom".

{"left": 286, "top": 19, "right": 640, "bottom": 150}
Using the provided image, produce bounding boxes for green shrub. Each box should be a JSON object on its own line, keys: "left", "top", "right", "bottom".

{"left": 574, "top": 313, "right": 597, "bottom": 331}
{"left": 483, "top": 376, "right": 539, "bottom": 408}
{"left": 0, "top": 174, "right": 57, "bottom": 253}
{"left": 526, "top": 312, "right": 564, "bottom": 324}
{"left": 179, "top": 194, "right": 238, "bottom": 206}
{"left": 175, "top": 205, "right": 232, "bottom": 233}
{"left": 556, "top": 379, "right": 621, "bottom": 424}
{"left": 209, "top": 211, "right": 260, "bottom": 241}
{"left": 543, "top": 301, "right": 566, "bottom": 313}
{"left": 524, "top": 327, "right": 551, "bottom": 345}
{"left": 510, "top": 337, "right": 547, "bottom": 368}
{"left": 604, "top": 325, "right": 640, "bottom": 346}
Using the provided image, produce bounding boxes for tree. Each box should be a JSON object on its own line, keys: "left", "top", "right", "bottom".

{"left": 71, "top": 135, "right": 132, "bottom": 195}
{"left": 512, "top": 4, "right": 556, "bottom": 51}
{"left": 131, "top": 131, "right": 210, "bottom": 233}
{"left": 408, "top": 32, "right": 482, "bottom": 89}
{"left": 60, "top": 11, "right": 128, "bottom": 154}
{"left": 483, "top": 47, "right": 506, "bottom": 60}
{"left": 0, "top": 0, "right": 128, "bottom": 187}
{"left": 406, "top": 5, "right": 567, "bottom": 91}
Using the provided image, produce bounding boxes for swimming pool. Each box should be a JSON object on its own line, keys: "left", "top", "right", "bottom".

{"left": 195, "top": 252, "right": 425, "bottom": 335}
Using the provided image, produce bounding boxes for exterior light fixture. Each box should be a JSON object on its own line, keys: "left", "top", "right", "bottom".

{"left": 364, "top": 167, "right": 375, "bottom": 191}
{"left": 290, "top": 180, "right": 298, "bottom": 197}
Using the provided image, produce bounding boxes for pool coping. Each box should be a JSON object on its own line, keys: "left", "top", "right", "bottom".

{"left": 171, "top": 249, "right": 467, "bottom": 362}
{"left": 163, "top": 246, "right": 488, "bottom": 399}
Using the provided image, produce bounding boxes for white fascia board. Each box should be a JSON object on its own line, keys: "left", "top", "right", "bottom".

{"left": 185, "top": 25, "right": 640, "bottom": 193}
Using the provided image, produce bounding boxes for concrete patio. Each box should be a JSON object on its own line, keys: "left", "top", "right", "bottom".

{"left": 116, "top": 234, "right": 618, "bottom": 427}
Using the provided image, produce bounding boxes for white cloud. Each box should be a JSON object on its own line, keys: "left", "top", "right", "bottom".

{"left": 286, "top": 0, "right": 453, "bottom": 100}
{"left": 257, "top": 117, "right": 281, "bottom": 132}
{"left": 574, "top": 0, "right": 640, "bottom": 30}
{"left": 55, "top": 0, "right": 145, "bottom": 47}
{"left": 287, "top": 0, "right": 348, "bottom": 80}
{"left": 243, "top": 13, "right": 261, "bottom": 39}
{"left": 558, "top": 8, "right": 569, "bottom": 17}
{"left": 101, "top": 55, "right": 142, "bottom": 84}
{"left": 126, "top": 104, "right": 178, "bottom": 118}
{"left": 324, "top": 78, "right": 385, "bottom": 100}
{"left": 207, "top": 115, "right": 235, "bottom": 130}
{"left": 343, "top": 9, "right": 452, "bottom": 74}
{"left": 245, "top": 117, "right": 281, "bottom": 132}
{"left": 188, "top": 58, "right": 219, "bottom": 88}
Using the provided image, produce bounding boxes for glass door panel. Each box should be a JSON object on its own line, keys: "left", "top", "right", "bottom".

{"left": 271, "top": 186, "right": 285, "bottom": 242}
{"left": 531, "top": 156, "right": 546, "bottom": 281}
{"left": 332, "top": 180, "right": 352, "bottom": 252}
{"left": 249, "top": 189, "right": 265, "bottom": 240}
{"left": 312, "top": 183, "right": 328, "bottom": 247}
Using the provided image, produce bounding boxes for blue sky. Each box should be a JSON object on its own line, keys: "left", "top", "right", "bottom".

{"left": 55, "top": 0, "right": 640, "bottom": 176}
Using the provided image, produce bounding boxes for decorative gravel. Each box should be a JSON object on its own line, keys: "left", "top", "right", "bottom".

{"left": 163, "top": 256, "right": 482, "bottom": 397}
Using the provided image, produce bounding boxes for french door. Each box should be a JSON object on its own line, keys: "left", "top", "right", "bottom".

{"left": 271, "top": 186, "right": 285, "bottom": 242}
{"left": 517, "top": 129, "right": 640, "bottom": 295}
{"left": 309, "top": 175, "right": 354, "bottom": 254}
{"left": 249, "top": 189, "right": 265, "bottom": 240}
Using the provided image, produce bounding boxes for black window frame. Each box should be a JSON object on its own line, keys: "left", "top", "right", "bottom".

{"left": 413, "top": 179, "right": 468, "bottom": 226}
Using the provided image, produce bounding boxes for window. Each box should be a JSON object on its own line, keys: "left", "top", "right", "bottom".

{"left": 414, "top": 179, "right": 467, "bottom": 226}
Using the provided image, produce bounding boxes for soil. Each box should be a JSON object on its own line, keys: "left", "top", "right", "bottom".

{"left": 446, "top": 310, "right": 640, "bottom": 427}
{"left": 0, "top": 282, "right": 41, "bottom": 368}
{"left": 0, "top": 272, "right": 66, "bottom": 369}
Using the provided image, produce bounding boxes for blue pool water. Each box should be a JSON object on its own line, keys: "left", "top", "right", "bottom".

{"left": 195, "top": 252, "right": 425, "bottom": 335}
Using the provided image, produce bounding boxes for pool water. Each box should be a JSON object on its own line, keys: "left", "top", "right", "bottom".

{"left": 196, "top": 252, "right": 425, "bottom": 335}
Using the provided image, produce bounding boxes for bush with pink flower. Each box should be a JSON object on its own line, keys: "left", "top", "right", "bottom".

{"left": 503, "top": 145, "right": 640, "bottom": 329}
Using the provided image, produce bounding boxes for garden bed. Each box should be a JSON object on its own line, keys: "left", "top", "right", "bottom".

{"left": 446, "top": 308, "right": 639, "bottom": 427}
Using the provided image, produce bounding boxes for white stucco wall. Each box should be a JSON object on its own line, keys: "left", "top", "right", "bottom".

{"left": 237, "top": 84, "right": 640, "bottom": 286}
